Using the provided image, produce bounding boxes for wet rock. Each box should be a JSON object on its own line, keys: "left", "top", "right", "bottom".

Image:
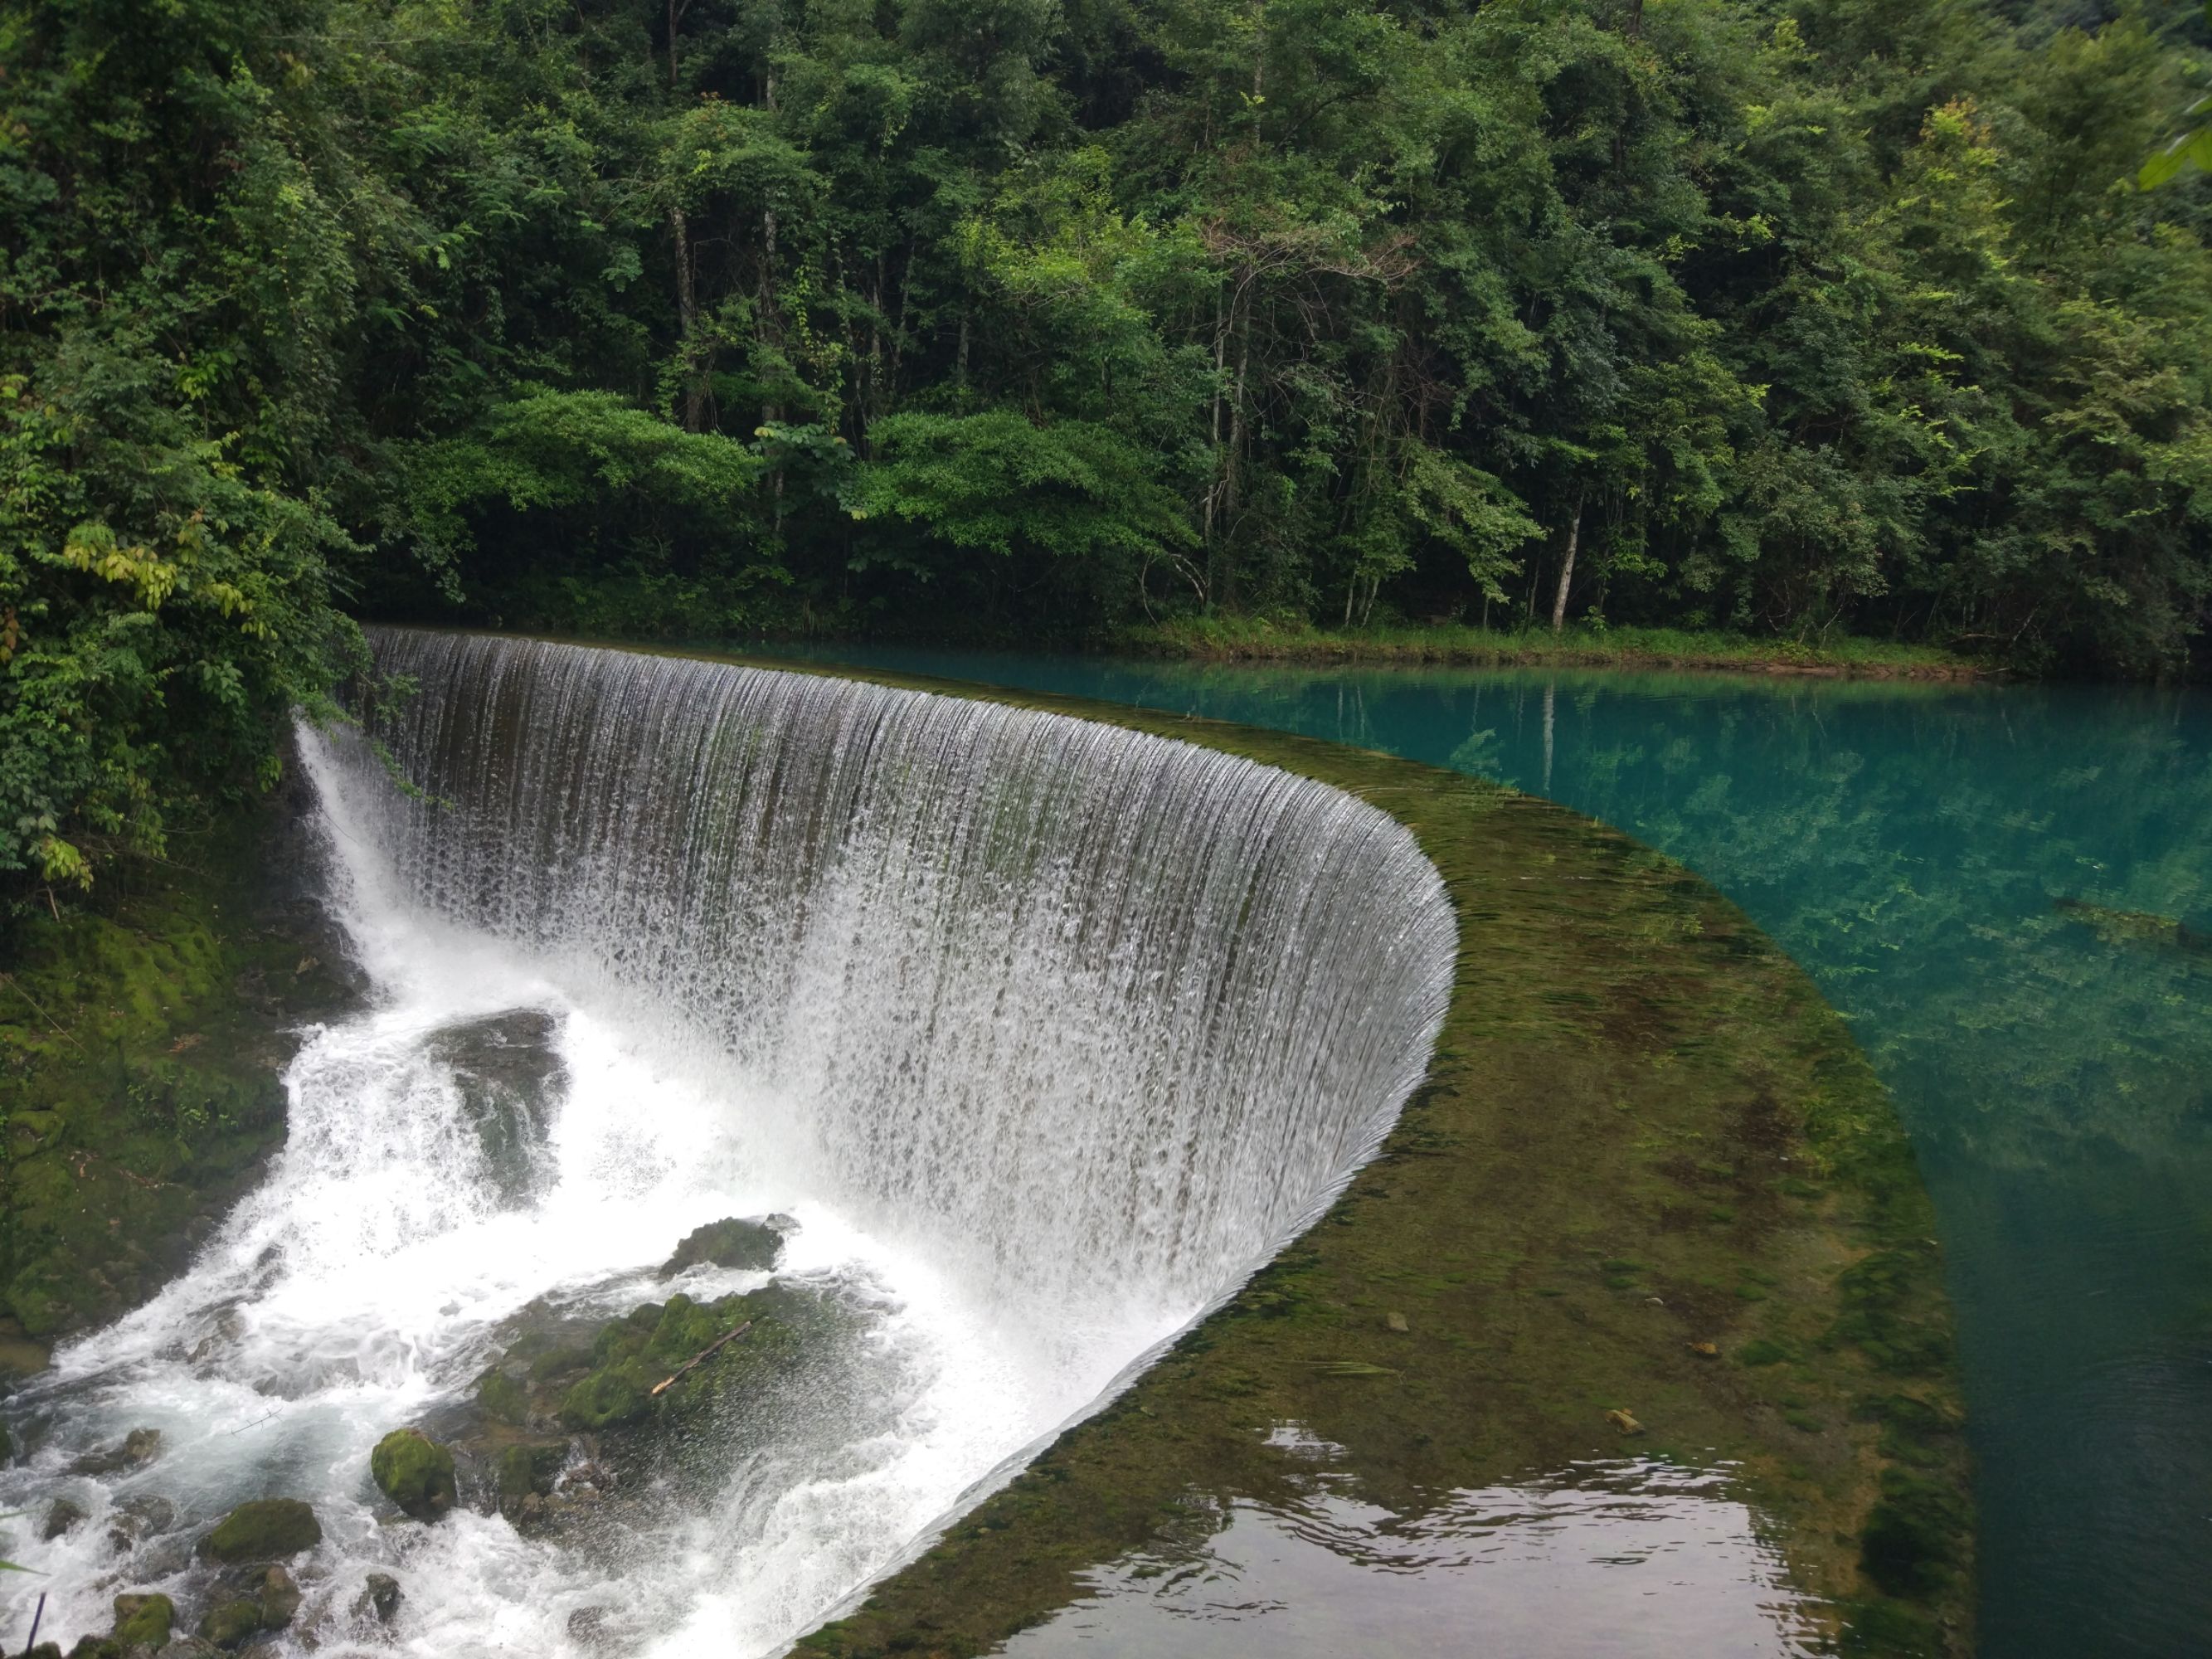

{"left": 494, "top": 1442, "right": 566, "bottom": 1511}
{"left": 107, "top": 1494, "right": 179, "bottom": 1554}
{"left": 153, "top": 1639, "right": 219, "bottom": 1658}
{"left": 425, "top": 1010, "right": 565, "bottom": 1205}
{"left": 476, "top": 1367, "right": 528, "bottom": 1425}
{"left": 660, "top": 1217, "right": 784, "bottom": 1277}
{"left": 197, "top": 1498, "right": 322, "bottom": 1563}
{"left": 258, "top": 1565, "right": 301, "bottom": 1628}
{"left": 69, "top": 1427, "right": 163, "bottom": 1477}
{"left": 558, "top": 1292, "right": 760, "bottom": 1430}
{"left": 196, "top": 1598, "right": 265, "bottom": 1648}
{"left": 0, "top": 1331, "right": 53, "bottom": 1383}
{"left": 435, "top": 1274, "right": 869, "bottom": 1537}
{"left": 113, "top": 1592, "right": 176, "bottom": 1647}
{"left": 133, "top": 1531, "right": 197, "bottom": 1583}
{"left": 371, "top": 1428, "right": 457, "bottom": 1520}
{"left": 42, "top": 1496, "right": 88, "bottom": 1540}
{"left": 353, "top": 1571, "right": 402, "bottom": 1624}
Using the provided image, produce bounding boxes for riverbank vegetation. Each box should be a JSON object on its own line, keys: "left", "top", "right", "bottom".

{"left": 4, "top": 0, "right": 2211, "bottom": 898}
{"left": 0, "top": 788, "right": 357, "bottom": 1365}
{"left": 1127, "top": 617, "right": 1983, "bottom": 675}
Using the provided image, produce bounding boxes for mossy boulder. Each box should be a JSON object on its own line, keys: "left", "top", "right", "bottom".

{"left": 370, "top": 1428, "right": 457, "bottom": 1520}
{"left": 557, "top": 1292, "right": 751, "bottom": 1431}
{"left": 197, "top": 1498, "right": 322, "bottom": 1563}
{"left": 660, "top": 1216, "right": 784, "bottom": 1277}
{"left": 476, "top": 1367, "right": 529, "bottom": 1425}
{"left": 112, "top": 1592, "right": 175, "bottom": 1647}
{"left": 197, "top": 1598, "right": 265, "bottom": 1647}
{"left": 558, "top": 1361, "right": 655, "bottom": 1432}
{"left": 494, "top": 1441, "right": 567, "bottom": 1506}
{"left": 258, "top": 1564, "right": 303, "bottom": 1627}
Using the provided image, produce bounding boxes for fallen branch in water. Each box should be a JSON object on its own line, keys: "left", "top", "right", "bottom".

{"left": 650, "top": 1320, "right": 752, "bottom": 1397}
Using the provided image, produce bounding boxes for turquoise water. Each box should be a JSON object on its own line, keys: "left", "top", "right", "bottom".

{"left": 759, "top": 645, "right": 2212, "bottom": 1657}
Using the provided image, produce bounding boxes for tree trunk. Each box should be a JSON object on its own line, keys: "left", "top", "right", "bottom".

{"left": 1549, "top": 498, "right": 1584, "bottom": 635}
{"left": 1203, "top": 287, "right": 1227, "bottom": 567}
{"left": 1218, "top": 291, "right": 1252, "bottom": 610}
{"left": 669, "top": 204, "right": 705, "bottom": 432}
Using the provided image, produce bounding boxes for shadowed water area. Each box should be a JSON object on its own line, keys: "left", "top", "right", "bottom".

{"left": 761, "top": 645, "right": 2212, "bottom": 1658}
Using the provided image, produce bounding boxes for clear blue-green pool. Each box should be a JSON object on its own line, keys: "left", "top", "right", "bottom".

{"left": 758, "top": 645, "right": 2212, "bottom": 1657}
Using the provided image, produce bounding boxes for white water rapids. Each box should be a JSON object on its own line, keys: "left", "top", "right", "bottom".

{"left": 0, "top": 632, "right": 1454, "bottom": 1657}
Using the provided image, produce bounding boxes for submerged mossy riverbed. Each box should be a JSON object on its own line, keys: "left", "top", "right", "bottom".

{"left": 1, "top": 649, "right": 1973, "bottom": 1656}
{"left": 632, "top": 650, "right": 1971, "bottom": 1659}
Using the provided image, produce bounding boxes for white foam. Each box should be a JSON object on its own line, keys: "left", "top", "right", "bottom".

{"left": 0, "top": 635, "right": 1454, "bottom": 1656}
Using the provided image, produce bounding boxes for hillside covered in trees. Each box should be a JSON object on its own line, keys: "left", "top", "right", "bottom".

{"left": 4, "top": 0, "right": 2212, "bottom": 889}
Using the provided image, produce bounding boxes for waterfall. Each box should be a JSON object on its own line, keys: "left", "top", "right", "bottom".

{"left": 343, "top": 630, "right": 1455, "bottom": 1318}
{"left": 0, "top": 630, "right": 1454, "bottom": 1658}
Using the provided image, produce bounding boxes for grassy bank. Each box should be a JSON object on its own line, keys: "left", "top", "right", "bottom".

{"left": 1123, "top": 617, "right": 1988, "bottom": 679}
{"left": 0, "top": 776, "right": 357, "bottom": 1374}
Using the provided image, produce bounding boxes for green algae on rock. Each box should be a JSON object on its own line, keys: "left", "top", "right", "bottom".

{"left": 0, "top": 771, "right": 358, "bottom": 1355}
{"left": 197, "top": 1595, "right": 267, "bottom": 1647}
{"left": 661, "top": 1215, "right": 785, "bottom": 1277}
{"left": 197, "top": 1499, "right": 322, "bottom": 1563}
{"left": 112, "top": 1591, "right": 175, "bottom": 1647}
{"left": 371, "top": 1427, "right": 459, "bottom": 1520}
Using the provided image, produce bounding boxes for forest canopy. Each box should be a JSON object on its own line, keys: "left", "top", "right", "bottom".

{"left": 3, "top": 0, "right": 2212, "bottom": 890}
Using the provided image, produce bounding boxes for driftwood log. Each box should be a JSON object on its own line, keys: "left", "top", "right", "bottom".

{"left": 650, "top": 1320, "right": 753, "bottom": 1397}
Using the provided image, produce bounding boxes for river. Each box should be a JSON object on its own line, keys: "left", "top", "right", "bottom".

{"left": 763, "top": 646, "right": 2212, "bottom": 1659}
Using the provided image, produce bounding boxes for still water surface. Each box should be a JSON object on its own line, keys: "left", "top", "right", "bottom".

{"left": 764, "top": 645, "right": 2212, "bottom": 1658}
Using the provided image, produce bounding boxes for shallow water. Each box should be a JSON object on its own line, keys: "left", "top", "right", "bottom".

{"left": 1008, "top": 1444, "right": 1825, "bottom": 1658}
{"left": 761, "top": 645, "right": 2212, "bottom": 1658}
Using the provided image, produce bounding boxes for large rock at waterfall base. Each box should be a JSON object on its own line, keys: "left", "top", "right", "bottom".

{"left": 659, "top": 1216, "right": 785, "bottom": 1277}
{"left": 424, "top": 1009, "right": 565, "bottom": 1205}
{"left": 112, "top": 1592, "right": 176, "bottom": 1647}
{"left": 197, "top": 1498, "right": 322, "bottom": 1562}
{"left": 197, "top": 1597, "right": 266, "bottom": 1647}
{"left": 371, "top": 1427, "right": 458, "bottom": 1520}
{"left": 193, "top": 1564, "right": 301, "bottom": 1649}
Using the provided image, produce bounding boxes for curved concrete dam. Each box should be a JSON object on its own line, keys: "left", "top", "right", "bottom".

{"left": 0, "top": 630, "right": 1456, "bottom": 1655}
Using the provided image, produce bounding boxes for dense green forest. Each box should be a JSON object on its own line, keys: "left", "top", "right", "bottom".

{"left": 3, "top": 0, "right": 2211, "bottom": 893}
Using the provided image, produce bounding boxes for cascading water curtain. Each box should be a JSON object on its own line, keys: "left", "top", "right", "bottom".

{"left": 340, "top": 630, "right": 1457, "bottom": 1322}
